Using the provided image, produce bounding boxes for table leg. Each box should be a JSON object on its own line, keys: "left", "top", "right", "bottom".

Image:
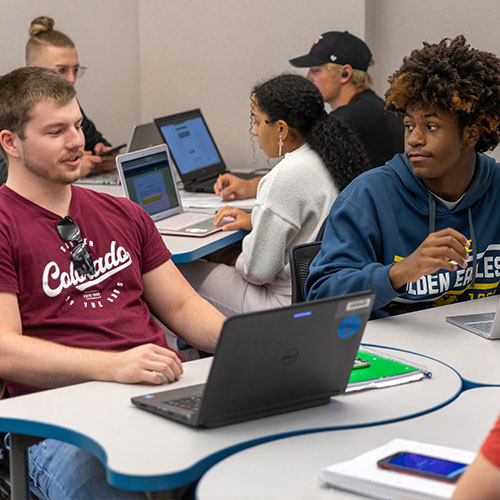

{"left": 8, "top": 434, "right": 42, "bottom": 500}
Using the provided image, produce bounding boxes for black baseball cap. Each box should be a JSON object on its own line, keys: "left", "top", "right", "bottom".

{"left": 289, "top": 31, "right": 372, "bottom": 71}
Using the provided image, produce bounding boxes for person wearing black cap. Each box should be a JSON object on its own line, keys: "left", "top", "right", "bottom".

{"left": 290, "top": 31, "right": 403, "bottom": 168}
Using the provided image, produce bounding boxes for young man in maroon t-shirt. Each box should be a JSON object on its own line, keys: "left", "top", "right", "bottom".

{"left": 0, "top": 66, "right": 225, "bottom": 498}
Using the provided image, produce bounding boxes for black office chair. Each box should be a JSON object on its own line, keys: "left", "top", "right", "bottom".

{"left": 289, "top": 241, "right": 322, "bottom": 304}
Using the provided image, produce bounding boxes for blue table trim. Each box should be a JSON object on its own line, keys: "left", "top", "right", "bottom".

{"left": 0, "top": 345, "right": 466, "bottom": 491}
{"left": 170, "top": 231, "right": 246, "bottom": 264}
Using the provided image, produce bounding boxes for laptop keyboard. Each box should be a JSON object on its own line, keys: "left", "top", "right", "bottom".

{"left": 189, "top": 184, "right": 215, "bottom": 193}
{"left": 165, "top": 395, "right": 202, "bottom": 413}
{"left": 156, "top": 212, "right": 211, "bottom": 231}
{"left": 76, "top": 171, "right": 121, "bottom": 185}
{"left": 465, "top": 320, "right": 493, "bottom": 334}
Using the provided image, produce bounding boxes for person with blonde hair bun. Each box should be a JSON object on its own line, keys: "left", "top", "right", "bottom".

{"left": 25, "top": 16, "right": 117, "bottom": 176}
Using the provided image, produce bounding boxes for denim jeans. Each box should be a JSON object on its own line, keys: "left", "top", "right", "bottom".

{"left": 28, "top": 439, "right": 148, "bottom": 500}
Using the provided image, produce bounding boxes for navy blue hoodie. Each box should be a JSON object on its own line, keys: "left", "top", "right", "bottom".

{"left": 306, "top": 153, "right": 500, "bottom": 318}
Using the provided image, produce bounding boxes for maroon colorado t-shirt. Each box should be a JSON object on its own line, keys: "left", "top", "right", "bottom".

{"left": 0, "top": 185, "right": 174, "bottom": 397}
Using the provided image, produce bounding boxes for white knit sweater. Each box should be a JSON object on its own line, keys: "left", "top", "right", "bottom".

{"left": 235, "top": 143, "right": 338, "bottom": 295}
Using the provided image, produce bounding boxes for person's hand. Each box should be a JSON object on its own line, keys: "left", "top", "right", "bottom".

{"left": 92, "top": 143, "right": 117, "bottom": 172}
{"left": 213, "top": 174, "right": 260, "bottom": 200}
{"left": 214, "top": 206, "right": 252, "bottom": 231}
{"left": 110, "top": 343, "right": 183, "bottom": 385}
{"left": 389, "top": 228, "right": 469, "bottom": 290}
{"left": 81, "top": 151, "right": 102, "bottom": 177}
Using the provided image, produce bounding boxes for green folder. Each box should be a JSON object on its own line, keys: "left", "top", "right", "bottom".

{"left": 347, "top": 349, "right": 431, "bottom": 392}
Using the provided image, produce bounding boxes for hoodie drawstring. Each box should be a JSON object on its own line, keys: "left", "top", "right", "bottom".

{"left": 428, "top": 195, "right": 436, "bottom": 234}
{"left": 467, "top": 207, "right": 477, "bottom": 288}
{"left": 428, "top": 194, "right": 477, "bottom": 288}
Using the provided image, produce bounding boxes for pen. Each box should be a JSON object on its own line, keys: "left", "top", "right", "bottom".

{"left": 217, "top": 174, "right": 224, "bottom": 199}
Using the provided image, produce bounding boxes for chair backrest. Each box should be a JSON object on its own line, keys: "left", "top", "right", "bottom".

{"left": 315, "top": 218, "right": 327, "bottom": 241}
{"left": 289, "top": 241, "right": 322, "bottom": 304}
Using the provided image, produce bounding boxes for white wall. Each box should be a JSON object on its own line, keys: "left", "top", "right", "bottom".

{"left": 0, "top": 0, "right": 139, "bottom": 147}
{"left": 138, "top": 0, "right": 367, "bottom": 170}
{"left": 371, "top": 0, "right": 500, "bottom": 95}
{"left": 2, "top": 0, "right": 500, "bottom": 161}
{"left": 371, "top": 0, "right": 500, "bottom": 159}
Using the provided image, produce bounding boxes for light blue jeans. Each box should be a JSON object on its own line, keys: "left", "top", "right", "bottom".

{"left": 28, "top": 439, "right": 148, "bottom": 500}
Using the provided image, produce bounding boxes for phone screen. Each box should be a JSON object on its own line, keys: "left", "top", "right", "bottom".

{"left": 378, "top": 452, "right": 468, "bottom": 482}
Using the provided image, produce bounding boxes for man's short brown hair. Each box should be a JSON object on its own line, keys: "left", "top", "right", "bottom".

{"left": 0, "top": 66, "right": 76, "bottom": 158}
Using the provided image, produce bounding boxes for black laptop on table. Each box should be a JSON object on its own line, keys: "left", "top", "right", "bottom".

{"left": 154, "top": 108, "right": 256, "bottom": 192}
{"left": 131, "top": 291, "right": 375, "bottom": 428}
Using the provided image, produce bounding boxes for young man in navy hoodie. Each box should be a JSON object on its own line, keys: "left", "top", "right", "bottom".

{"left": 306, "top": 35, "right": 500, "bottom": 318}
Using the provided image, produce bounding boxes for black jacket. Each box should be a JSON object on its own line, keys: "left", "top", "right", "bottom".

{"left": 335, "top": 89, "right": 404, "bottom": 169}
{"left": 81, "top": 106, "right": 110, "bottom": 152}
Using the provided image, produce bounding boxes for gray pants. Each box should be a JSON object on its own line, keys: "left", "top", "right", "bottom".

{"left": 178, "top": 261, "right": 290, "bottom": 317}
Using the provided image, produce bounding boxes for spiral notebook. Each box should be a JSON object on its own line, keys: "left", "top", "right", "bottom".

{"left": 346, "top": 349, "right": 431, "bottom": 392}
{"left": 320, "top": 439, "right": 475, "bottom": 500}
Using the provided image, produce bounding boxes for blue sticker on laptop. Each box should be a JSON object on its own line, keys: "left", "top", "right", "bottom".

{"left": 337, "top": 315, "right": 361, "bottom": 339}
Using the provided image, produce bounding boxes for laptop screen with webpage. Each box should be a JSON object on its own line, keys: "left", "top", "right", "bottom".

{"left": 116, "top": 146, "right": 182, "bottom": 222}
{"left": 154, "top": 109, "right": 227, "bottom": 184}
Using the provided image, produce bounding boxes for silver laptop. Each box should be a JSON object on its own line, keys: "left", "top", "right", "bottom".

{"left": 446, "top": 298, "right": 500, "bottom": 339}
{"left": 116, "top": 145, "right": 230, "bottom": 237}
{"left": 132, "top": 291, "right": 375, "bottom": 428}
{"left": 127, "top": 122, "right": 163, "bottom": 153}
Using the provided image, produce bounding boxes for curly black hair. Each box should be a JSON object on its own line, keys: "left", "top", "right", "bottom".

{"left": 385, "top": 35, "right": 500, "bottom": 152}
{"left": 252, "top": 74, "right": 370, "bottom": 191}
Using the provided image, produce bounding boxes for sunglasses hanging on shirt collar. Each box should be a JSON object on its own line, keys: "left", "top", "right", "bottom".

{"left": 56, "top": 216, "right": 95, "bottom": 277}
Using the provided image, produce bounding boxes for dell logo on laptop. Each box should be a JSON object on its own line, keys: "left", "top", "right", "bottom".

{"left": 281, "top": 348, "right": 299, "bottom": 365}
{"left": 337, "top": 315, "right": 361, "bottom": 339}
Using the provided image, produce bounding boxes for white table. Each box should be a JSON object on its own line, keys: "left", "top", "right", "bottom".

{"left": 0, "top": 348, "right": 460, "bottom": 494}
{"left": 79, "top": 182, "right": 246, "bottom": 264}
{"left": 197, "top": 386, "right": 500, "bottom": 500}
{"left": 362, "top": 296, "right": 500, "bottom": 386}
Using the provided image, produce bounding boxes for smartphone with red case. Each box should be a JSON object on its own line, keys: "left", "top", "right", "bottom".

{"left": 377, "top": 451, "right": 468, "bottom": 483}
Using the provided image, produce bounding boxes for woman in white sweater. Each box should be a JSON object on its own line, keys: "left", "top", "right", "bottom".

{"left": 179, "top": 74, "right": 369, "bottom": 316}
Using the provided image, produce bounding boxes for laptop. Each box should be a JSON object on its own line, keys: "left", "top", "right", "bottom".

{"left": 127, "top": 122, "right": 163, "bottom": 153}
{"left": 154, "top": 108, "right": 256, "bottom": 192}
{"left": 75, "top": 170, "right": 120, "bottom": 185}
{"left": 115, "top": 144, "right": 231, "bottom": 237}
{"left": 446, "top": 298, "right": 500, "bottom": 339}
{"left": 131, "top": 291, "right": 375, "bottom": 428}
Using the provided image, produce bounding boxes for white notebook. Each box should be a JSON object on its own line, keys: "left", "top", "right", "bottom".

{"left": 319, "top": 439, "right": 475, "bottom": 500}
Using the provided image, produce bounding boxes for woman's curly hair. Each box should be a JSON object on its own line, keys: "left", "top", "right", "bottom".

{"left": 252, "top": 74, "right": 370, "bottom": 191}
{"left": 385, "top": 35, "right": 500, "bottom": 152}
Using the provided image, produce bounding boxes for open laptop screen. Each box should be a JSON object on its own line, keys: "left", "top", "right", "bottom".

{"left": 154, "top": 109, "right": 227, "bottom": 184}
{"left": 119, "top": 150, "right": 180, "bottom": 218}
